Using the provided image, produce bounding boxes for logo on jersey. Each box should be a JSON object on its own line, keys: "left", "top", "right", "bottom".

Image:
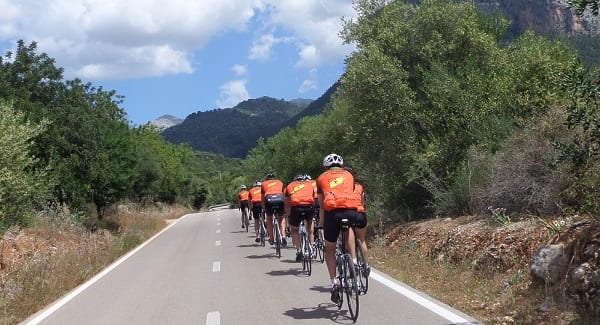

{"left": 329, "top": 176, "right": 345, "bottom": 188}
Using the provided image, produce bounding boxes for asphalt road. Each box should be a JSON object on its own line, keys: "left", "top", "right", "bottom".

{"left": 23, "top": 209, "right": 479, "bottom": 325}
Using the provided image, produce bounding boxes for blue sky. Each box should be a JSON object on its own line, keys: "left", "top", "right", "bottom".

{"left": 0, "top": 1, "right": 357, "bottom": 125}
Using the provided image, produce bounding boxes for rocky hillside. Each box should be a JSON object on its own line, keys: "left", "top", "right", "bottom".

{"left": 371, "top": 214, "right": 599, "bottom": 323}
{"left": 489, "top": 0, "right": 600, "bottom": 36}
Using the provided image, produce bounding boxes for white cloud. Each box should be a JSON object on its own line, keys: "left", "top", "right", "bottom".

{"left": 232, "top": 64, "right": 248, "bottom": 77}
{"left": 296, "top": 44, "right": 320, "bottom": 68}
{"left": 249, "top": 34, "right": 277, "bottom": 61}
{"left": 0, "top": 0, "right": 357, "bottom": 80}
{"left": 298, "top": 68, "right": 318, "bottom": 93}
{"left": 260, "top": 0, "right": 357, "bottom": 68}
{"left": 217, "top": 79, "right": 250, "bottom": 108}
{"left": 0, "top": 0, "right": 258, "bottom": 80}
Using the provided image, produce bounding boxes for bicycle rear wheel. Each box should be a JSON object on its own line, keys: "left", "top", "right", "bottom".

{"left": 301, "top": 233, "right": 312, "bottom": 276}
{"left": 335, "top": 257, "right": 344, "bottom": 309}
{"left": 356, "top": 239, "right": 369, "bottom": 294}
{"left": 344, "top": 256, "right": 359, "bottom": 321}
{"left": 274, "top": 220, "right": 281, "bottom": 258}
{"left": 260, "top": 218, "right": 266, "bottom": 247}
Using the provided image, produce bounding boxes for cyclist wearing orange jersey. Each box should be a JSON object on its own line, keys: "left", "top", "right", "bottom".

{"left": 261, "top": 173, "right": 287, "bottom": 247}
{"left": 308, "top": 175, "right": 319, "bottom": 218}
{"left": 248, "top": 180, "right": 263, "bottom": 243}
{"left": 238, "top": 185, "right": 250, "bottom": 228}
{"left": 317, "top": 153, "right": 360, "bottom": 304}
{"left": 353, "top": 178, "right": 370, "bottom": 275}
{"left": 284, "top": 174, "right": 316, "bottom": 262}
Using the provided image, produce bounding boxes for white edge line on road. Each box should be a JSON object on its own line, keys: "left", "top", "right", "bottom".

{"left": 24, "top": 213, "right": 193, "bottom": 325}
{"left": 370, "top": 269, "right": 470, "bottom": 323}
{"left": 206, "top": 311, "right": 220, "bottom": 325}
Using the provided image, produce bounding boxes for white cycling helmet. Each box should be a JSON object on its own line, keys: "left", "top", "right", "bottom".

{"left": 323, "top": 153, "right": 343, "bottom": 167}
{"left": 240, "top": 185, "right": 247, "bottom": 190}
{"left": 254, "top": 181, "right": 262, "bottom": 187}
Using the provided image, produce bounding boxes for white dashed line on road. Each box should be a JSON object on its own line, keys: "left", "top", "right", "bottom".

{"left": 217, "top": 222, "right": 221, "bottom": 226}
{"left": 206, "top": 311, "right": 220, "bottom": 325}
{"left": 216, "top": 229, "right": 220, "bottom": 233}
{"left": 215, "top": 240, "right": 221, "bottom": 246}
{"left": 212, "top": 261, "right": 221, "bottom": 272}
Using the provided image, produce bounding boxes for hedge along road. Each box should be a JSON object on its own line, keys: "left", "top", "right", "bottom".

{"left": 22, "top": 209, "right": 479, "bottom": 325}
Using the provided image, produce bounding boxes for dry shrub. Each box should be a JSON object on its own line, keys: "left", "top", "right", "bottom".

{"left": 469, "top": 108, "right": 568, "bottom": 216}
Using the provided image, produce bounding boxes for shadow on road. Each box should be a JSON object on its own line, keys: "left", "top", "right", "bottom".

{"left": 229, "top": 230, "right": 246, "bottom": 234}
{"left": 265, "top": 268, "right": 302, "bottom": 277}
{"left": 283, "top": 303, "right": 353, "bottom": 323}
{"left": 237, "top": 244, "right": 260, "bottom": 248}
{"left": 309, "top": 285, "right": 331, "bottom": 293}
{"left": 245, "top": 253, "right": 276, "bottom": 259}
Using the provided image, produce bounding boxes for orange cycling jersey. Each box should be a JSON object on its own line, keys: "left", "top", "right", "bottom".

{"left": 261, "top": 179, "right": 284, "bottom": 196}
{"left": 248, "top": 187, "right": 262, "bottom": 203}
{"left": 310, "top": 180, "right": 318, "bottom": 200}
{"left": 317, "top": 168, "right": 360, "bottom": 211}
{"left": 354, "top": 182, "right": 365, "bottom": 213}
{"left": 238, "top": 190, "right": 249, "bottom": 201}
{"left": 285, "top": 180, "right": 315, "bottom": 206}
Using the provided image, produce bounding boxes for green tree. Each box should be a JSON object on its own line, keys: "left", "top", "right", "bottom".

{"left": 334, "top": 0, "right": 578, "bottom": 218}
{"left": 0, "top": 101, "right": 50, "bottom": 229}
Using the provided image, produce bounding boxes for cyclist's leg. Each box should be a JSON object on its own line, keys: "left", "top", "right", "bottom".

{"left": 265, "top": 204, "right": 274, "bottom": 242}
{"left": 323, "top": 210, "right": 341, "bottom": 281}
{"left": 253, "top": 206, "right": 261, "bottom": 241}
{"left": 276, "top": 205, "right": 287, "bottom": 246}
{"left": 306, "top": 211, "right": 315, "bottom": 244}
{"left": 355, "top": 227, "right": 368, "bottom": 260}
{"left": 288, "top": 207, "right": 302, "bottom": 260}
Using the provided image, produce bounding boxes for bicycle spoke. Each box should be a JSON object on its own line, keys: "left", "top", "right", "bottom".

{"left": 356, "top": 239, "right": 369, "bottom": 295}
{"left": 345, "top": 256, "right": 359, "bottom": 321}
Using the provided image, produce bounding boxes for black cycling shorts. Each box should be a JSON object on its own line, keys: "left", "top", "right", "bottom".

{"left": 323, "top": 208, "right": 359, "bottom": 243}
{"left": 264, "top": 202, "right": 284, "bottom": 216}
{"left": 251, "top": 205, "right": 263, "bottom": 219}
{"left": 289, "top": 205, "right": 315, "bottom": 227}
{"left": 355, "top": 211, "right": 367, "bottom": 229}
{"left": 240, "top": 200, "right": 249, "bottom": 210}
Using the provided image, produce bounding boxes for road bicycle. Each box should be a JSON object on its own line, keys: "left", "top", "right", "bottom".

{"left": 258, "top": 210, "right": 267, "bottom": 247}
{"left": 299, "top": 219, "right": 312, "bottom": 276}
{"left": 272, "top": 206, "right": 283, "bottom": 258}
{"left": 333, "top": 218, "right": 359, "bottom": 321}
{"left": 354, "top": 231, "right": 369, "bottom": 295}
{"left": 245, "top": 209, "right": 251, "bottom": 232}
{"left": 312, "top": 215, "right": 325, "bottom": 263}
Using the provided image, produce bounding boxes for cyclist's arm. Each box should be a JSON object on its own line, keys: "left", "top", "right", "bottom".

{"left": 318, "top": 192, "right": 324, "bottom": 227}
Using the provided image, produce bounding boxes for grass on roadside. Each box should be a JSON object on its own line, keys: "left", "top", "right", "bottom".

{"left": 0, "top": 205, "right": 191, "bottom": 325}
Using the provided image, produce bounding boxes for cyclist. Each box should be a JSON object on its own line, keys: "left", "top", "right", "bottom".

{"left": 249, "top": 180, "right": 263, "bottom": 243}
{"left": 284, "top": 174, "right": 316, "bottom": 262}
{"left": 353, "top": 177, "right": 370, "bottom": 275}
{"left": 261, "top": 173, "right": 287, "bottom": 247}
{"left": 317, "top": 153, "right": 360, "bottom": 303}
{"left": 238, "top": 185, "right": 250, "bottom": 228}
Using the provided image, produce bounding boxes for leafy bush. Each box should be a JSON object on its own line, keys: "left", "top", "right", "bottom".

{"left": 0, "top": 102, "right": 50, "bottom": 230}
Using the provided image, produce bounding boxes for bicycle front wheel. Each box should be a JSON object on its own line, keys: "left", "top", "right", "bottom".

{"left": 356, "top": 239, "right": 369, "bottom": 294}
{"left": 344, "top": 256, "right": 359, "bottom": 321}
